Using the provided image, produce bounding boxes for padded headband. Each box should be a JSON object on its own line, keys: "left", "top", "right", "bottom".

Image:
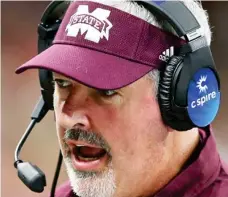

{"left": 136, "top": 1, "right": 201, "bottom": 41}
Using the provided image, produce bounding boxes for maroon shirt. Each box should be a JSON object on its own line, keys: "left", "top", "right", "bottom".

{"left": 54, "top": 127, "right": 228, "bottom": 197}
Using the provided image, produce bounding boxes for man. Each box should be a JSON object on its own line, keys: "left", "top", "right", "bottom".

{"left": 16, "top": 0, "right": 228, "bottom": 197}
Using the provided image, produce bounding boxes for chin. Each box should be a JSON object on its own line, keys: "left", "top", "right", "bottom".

{"left": 64, "top": 157, "right": 116, "bottom": 197}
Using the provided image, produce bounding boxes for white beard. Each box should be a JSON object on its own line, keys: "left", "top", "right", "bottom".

{"left": 64, "top": 157, "right": 116, "bottom": 197}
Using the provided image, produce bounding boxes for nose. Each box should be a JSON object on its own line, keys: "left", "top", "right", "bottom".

{"left": 58, "top": 87, "right": 93, "bottom": 131}
{"left": 64, "top": 112, "right": 91, "bottom": 131}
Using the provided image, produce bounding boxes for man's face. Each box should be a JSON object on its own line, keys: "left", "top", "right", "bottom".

{"left": 53, "top": 73, "right": 170, "bottom": 197}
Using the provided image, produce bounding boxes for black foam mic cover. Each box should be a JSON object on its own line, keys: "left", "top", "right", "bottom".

{"left": 17, "top": 162, "right": 46, "bottom": 193}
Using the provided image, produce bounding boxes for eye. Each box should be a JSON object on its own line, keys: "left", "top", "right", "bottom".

{"left": 53, "top": 79, "right": 72, "bottom": 88}
{"left": 99, "top": 90, "right": 117, "bottom": 97}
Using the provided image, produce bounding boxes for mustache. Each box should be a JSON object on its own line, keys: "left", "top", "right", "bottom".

{"left": 63, "top": 128, "right": 111, "bottom": 153}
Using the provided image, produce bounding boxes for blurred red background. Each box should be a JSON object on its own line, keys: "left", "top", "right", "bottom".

{"left": 2, "top": 1, "right": 228, "bottom": 197}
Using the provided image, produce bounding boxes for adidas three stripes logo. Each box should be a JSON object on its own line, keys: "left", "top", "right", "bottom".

{"left": 159, "top": 46, "right": 174, "bottom": 62}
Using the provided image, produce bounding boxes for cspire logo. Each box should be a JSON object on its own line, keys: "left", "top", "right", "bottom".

{"left": 191, "top": 75, "right": 216, "bottom": 109}
{"left": 187, "top": 68, "right": 220, "bottom": 127}
{"left": 196, "top": 75, "right": 208, "bottom": 94}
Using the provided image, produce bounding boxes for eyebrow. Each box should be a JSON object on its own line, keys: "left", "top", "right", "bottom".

{"left": 53, "top": 73, "right": 75, "bottom": 83}
{"left": 52, "top": 73, "right": 123, "bottom": 92}
{"left": 53, "top": 72, "right": 68, "bottom": 79}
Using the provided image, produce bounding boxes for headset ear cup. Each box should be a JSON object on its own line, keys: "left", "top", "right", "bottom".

{"left": 158, "top": 56, "right": 184, "bottom": 128}
{"left": 159, "top": 56, "right": 183, "bottom": 110}
{"left": 159, "top": 55, "right": 195, "bottom": 131}
{"left": 38, "top": 37, "right": 55, "bottom": 110}
{"left": 39, "top": 69, "right": 54, "bottom": 110}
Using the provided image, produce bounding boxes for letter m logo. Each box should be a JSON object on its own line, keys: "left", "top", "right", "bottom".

{"left": 65, "top": 5, "right": 113, "bottom": 43}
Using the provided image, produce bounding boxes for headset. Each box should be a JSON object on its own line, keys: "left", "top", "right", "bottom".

{"left": 14, "top": 0, "right": 221, "bottom": 196}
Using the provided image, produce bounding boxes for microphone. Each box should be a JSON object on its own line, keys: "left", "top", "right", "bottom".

{"left": 14, "top": 96, "right": 49, "bottom": 193}
{"left": 14, "top": 96, "right": 63, "bottom": 196}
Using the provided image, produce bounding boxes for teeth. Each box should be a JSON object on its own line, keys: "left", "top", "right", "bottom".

{"left": 78, "top": 156, "right": 99, "bottom": 161}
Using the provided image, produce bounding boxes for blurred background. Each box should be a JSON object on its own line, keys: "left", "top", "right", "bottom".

{"left": 1, "top": 1, "right": 228, "bottom": 197}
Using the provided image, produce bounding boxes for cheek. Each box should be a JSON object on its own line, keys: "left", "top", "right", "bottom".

{"left": 55, "top": 123, "right": 67, "bottom": 156}
{"left": 140, "top": 95, "right": 162, "bottom": 121}
{"left": 53, "top": 92, "right": 66, "bottom": 148}
{"left": 124, "top": 95, "right": 161, "bottom": 134}
{"left": 89, "top": 103, "right": 131, "bottom": 154}
{"left": 91, "top": 105, "right": 122, "bottom": 136}
{"left": 53, "top": 90, "right": 68, "bottom": 127}
{"left": 136, "top": 96, "right": 168, "bottom": 142}
{"left": 53, "top": 88, "right": 61, "bottom": 111}
{"left": 117, "top": 95, "right": 166, "bottom": 154}
{"left": 110, "top": 98, "right": 168, "bottom": 184}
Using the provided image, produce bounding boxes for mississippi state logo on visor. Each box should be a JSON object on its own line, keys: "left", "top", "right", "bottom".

{"left": 187, "top": 68, "right": 220, "bottom": 127}
{"left": 65, "top": 5, "right": 113, "bottom": 43}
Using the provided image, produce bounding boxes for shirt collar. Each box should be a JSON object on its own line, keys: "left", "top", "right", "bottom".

{"left": 154, "top": 126, "right": 221, "bottom": 197}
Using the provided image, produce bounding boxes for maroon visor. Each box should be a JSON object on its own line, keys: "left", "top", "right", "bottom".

{"left": 16, "top": 1, "right": 185, "bottom": 90}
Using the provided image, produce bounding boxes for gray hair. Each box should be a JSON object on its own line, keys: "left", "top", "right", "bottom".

{"left": 75, "top": 0, "right": 212, "bottom": 96}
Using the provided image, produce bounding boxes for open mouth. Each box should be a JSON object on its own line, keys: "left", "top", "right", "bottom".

{"left": 74, "top": 145, "right": 107, "bottom": 162}
{"left": 66, "top": 140, "right": 110, "bottom": 171}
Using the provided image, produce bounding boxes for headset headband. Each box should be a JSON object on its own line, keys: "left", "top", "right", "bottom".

{"left": 137, "top": 1, "right": 201, "bottom": 40}
{"left": 39, "top": 1, "right": 202, "bottom": 42}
